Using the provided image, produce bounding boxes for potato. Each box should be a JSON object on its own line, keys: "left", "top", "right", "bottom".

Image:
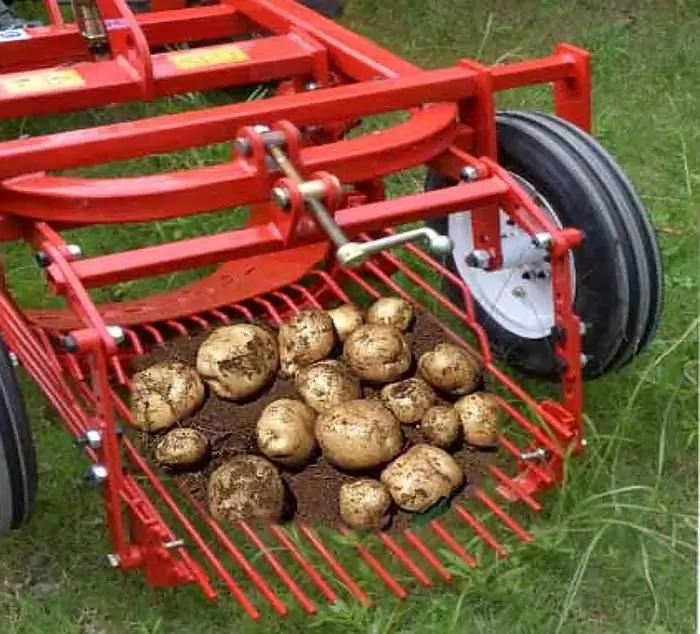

{"left": 154, "top": 427, "right": 209, "bottom": 469}
{"left": 380, "top": 444, "right": 463, "bottom": 512}
{"left": 295, "top": 360, "right": 361, "bottom": 414}
{"left": 327, "top": 304, "right": 365, "bottom": 342}
{"left": 339, "top": 479, "right": 392, "bottom": 531}
{"left": 454, "top": 392, "right": 501, "bottom": 448}
{"left": 366, "top": 297, "right": 414, "bottom": 332}
{"left": 196, "top": 323, "right": 278, "bottom": 401}
{"left": 208, "top": 455, "right": 285, "bottom": 524}
{"left": 130, "top": 361, "right": 205, "bottom": 432}
{"left": 380, "top": 378, "right": 437, "bottom": 425}
{"left": 256, "top": 399, "right": 317, "bottom": 468}
{"left": 420, "top": 406, "right": 461, "bottom": 448}
{"left": 342, "top": 324, "right": 412, "bottom": 384}
{"left": 315, "top": 399, "right": 403, "bottom": 471}
{"left": 279, "top": 310, "right": 336, "bottom": 377}
{"left": 418, "top": 343, "right": 482, "bottom": 397}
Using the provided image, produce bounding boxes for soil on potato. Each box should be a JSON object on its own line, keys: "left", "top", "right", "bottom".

{"left": 132, "top": 308, "right": 495, "bottom": 532}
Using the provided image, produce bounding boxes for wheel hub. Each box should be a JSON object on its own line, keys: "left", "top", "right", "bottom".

{"left": 448, "top": 175, "right": 576, "bottom": 340}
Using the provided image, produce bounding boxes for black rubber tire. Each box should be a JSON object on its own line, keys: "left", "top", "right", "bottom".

{"left": 426, "top": 110, "right": 664, "bottom": 380}
{"left": 0, "top": 337, "right": 37, "bottom": 536}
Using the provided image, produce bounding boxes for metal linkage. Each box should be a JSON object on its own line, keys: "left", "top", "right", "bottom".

{"left": 244, "top": 125, "right": 453, "bottom": 269}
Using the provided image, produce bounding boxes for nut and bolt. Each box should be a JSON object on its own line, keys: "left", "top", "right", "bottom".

{"left": 460, "top": 166, "right": 479, "bottom": 182}
{"left": 75, "top": 429, "right": 102, "bottom": 449}
{"left": 106, "top": 325, "right": 125, "bottom": 344}
{"left": 464, "top": 249, "right": 491, "bottom": 269}
{"left": 84, "top": 464, "right": 108, "bottom": 485}
{"left": 580, "top": 354, "right": 590, "bottom": 367}
{"left": 304, "top": 81, "right": 318, "bottom": 91}
{"left": 520, "top": 447, "right": 548, "bottom": 462}
{"left": 67, "top": 244, "right": 82, "bottom": 258}
{"left": 8, "top": 351, "right": 18, "bottom": 367}
{"left": 106, "top": 553, "right": 120, "bottom": 568}
{"left": 512, "top": 286, "right": 526, "bottom": 298}
{"left": 531, "top": 232, "right": 553, "bottom": 249}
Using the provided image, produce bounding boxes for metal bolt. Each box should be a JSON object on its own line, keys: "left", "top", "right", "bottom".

{"left": 106, "top": 553, "right": 120, "bottom": 568}
{"left": 580, "top": 322, "right": 589, "bottom": 335}
{"left": 520, "top": 447, "right": 548, "bottom": 462}
{"left": 8, "top": 351, "right": 18, "bottom": 367}
{"left": 84, "top": 464, "right": 108, "bottom": 485}
{"left": 460, "top": 166, "right": 479, "bottom": 182}
{"left": 304, "top": 81, "right": 318, "bottom": 91}
{"left": 35, "top": 250, "right": 50, "bottom": 268}
{"left": 75, "top": 429, "right": 102, "bottom": 449}
{"left": 66, "top": 244, "right": 82, "bottom": 258}
{"left": 233, "top": 138, "right": 251, "bottom": 156}
{"left": 464, "top": 249, "right": 491, "bottom": 269}
{"left": 580, "top": 354, "right": 590, "bottom": 367}
{"left": 512, "top": 286, "right": 526, "bottom": 298}
{"left": 60, "top": 335, "right": 78, "bottom": 352}
{"left": 106, "top": 325, "right": 125, "bottom": 344}
{"left": 532, "top": 232, "right": 553, "bottom": 249}
{"left": 163, "top": 539, "right": 185, "bottom": 549}
{"left": 270, "top": 186, "right": 291, "bottom": 209}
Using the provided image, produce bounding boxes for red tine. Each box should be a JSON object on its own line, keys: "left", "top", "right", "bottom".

{"left": 238, "top": 521, "right": 317, "bottom": 615}
{"left": 229, "top": 303, "right": 254, "bottom": 320}
{"left": 453, "top": 505, "right": 508, "bottom": 557}
{"left": 339, "top": 528, "right": 407, "bottom": 599}
{"left": 473, "top": 489, "right": 533, "bottom": 543}
{"left": 190, "top": 314, "right": 209, "bottom": 328}
{"left": 403, "top": 529, "right": 452, "bottom": 581}
{"left": 175, "top": 485, "right": 289, "bottom": 615}
{"left": 308, "top": 270, "right": 352, "bottom": 303}
{"left": 299, "top": 524, "right": 371, "bottom": 606}
{"left": 340, "top": 268, "right": 382, "bottom": 298}
{"left": 288, "top": 283, "right": 323, "bottom": 309}
{"left": 208, "top": 309, "right": 230, "bottom": 323}
{"left": 141, "top": 324, "right": 163, "bottom": 346}
{"left": 269, "top": 291, "right": 300, "bottom": 314}
{"left": 268, "top": 524, "right": 339, "bottom": 603}
{"left": 251, "top": 297, "right": 283, "bottom": 325}
{"left": 429, "top": 521, "right": 478, "bottom": 568}
{"left": 379, "top": 532, "right": 432, "bottom": 586}
{"left": 488, "top": 464, "right": 542, "bottom": 512}
{"left": 165, "top": 319, "right": 188, "bottom": 335}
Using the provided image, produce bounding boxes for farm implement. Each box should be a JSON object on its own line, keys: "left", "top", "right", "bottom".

{"left": 0, "top": 0, "right": 663, "bottom": 620}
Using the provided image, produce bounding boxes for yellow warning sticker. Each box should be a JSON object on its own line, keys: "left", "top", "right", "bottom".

{"left": 167, "top": 45, "right": 249, "bottom": 71}
{"left": 1, "top": 69, "right": 85, "bottom": 95}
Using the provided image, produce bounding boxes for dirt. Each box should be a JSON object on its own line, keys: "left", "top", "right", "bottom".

{"left": 132, "top": 308, "right": 495, "bottom": 532}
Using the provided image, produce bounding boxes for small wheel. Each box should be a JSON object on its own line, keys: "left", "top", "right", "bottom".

{"left": 427, "top": 110, "right": 663, "bottom": 380}
{"left": 0, "top": 337, "right": 37, "bottom": 536}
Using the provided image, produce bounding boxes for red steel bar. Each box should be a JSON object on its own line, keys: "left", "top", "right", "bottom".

{"left": 239, "top": 520, "right": 317, "bottom": 614}
{"left": 429, "top": 522, "right": 478, "bottom": 569}
{"left": 378, "top": 533, "right": 432, "bottom": 587}
{"left": 453, "top": 506, "right": 508, "bottom": 557}
{"left": 268, "top": 525, "right": 339, "bottom": 604}
{"left": 299, "top": 524, "right": 371, "bottom": 606}
{"left": 402, "top": 530, "right": 452, "bottom": 582}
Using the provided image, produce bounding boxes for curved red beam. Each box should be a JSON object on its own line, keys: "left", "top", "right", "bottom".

{"left": 0, "top": 103, "right": 462, "bottom": 224}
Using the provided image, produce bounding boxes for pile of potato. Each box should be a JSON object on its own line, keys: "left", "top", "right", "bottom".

{"left": 129, "top": 297, "right": 502, "bottom": 531}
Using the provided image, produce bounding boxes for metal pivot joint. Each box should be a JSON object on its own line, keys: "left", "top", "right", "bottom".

{"left": 244, "top": 122, "right": 453, "bottom": 268}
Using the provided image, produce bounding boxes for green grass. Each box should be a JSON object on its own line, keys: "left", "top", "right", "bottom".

{"left": 1, "top": 0, "right": 698, "bottom": 632}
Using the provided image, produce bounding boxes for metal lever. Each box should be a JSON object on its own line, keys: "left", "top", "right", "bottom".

{"left": 267, "top": 145, "right": 452, "bottom": 268}
{"left": 336, "top": 228, "right": 453, "bottom": 268}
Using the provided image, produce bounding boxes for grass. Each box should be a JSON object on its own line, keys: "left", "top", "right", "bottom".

{"left": 0, "top": 0, "right": 698, "bottom": 632}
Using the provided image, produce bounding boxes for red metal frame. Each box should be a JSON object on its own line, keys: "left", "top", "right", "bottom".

{"left": 0, "top": 0, "right": 593, "bottom": 617}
